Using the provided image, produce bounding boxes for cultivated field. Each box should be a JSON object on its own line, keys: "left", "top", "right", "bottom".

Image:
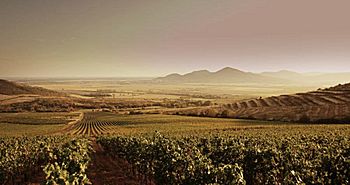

{"left": 64, "top": 111, "right": 287, "bottom": 136}
{"left": 0, "top": 112, "right": 80, "bottom": 125}
{"left": 0, "top": 112, "right": 80, "bottom": 136}
{"left": 225, "top": 89, "right": 350, "bottom": 122}
{"left": 175, "top": 85, "right": 350, "bottom": 123}
{"left": 99, "top": 125, "right": 350, "bottom": 185}
{"left": 26, "top": 79, "right": 320, "bottom": 102}
{"left": 1, "top": 109, "right": 350, "bottom": 184}
{"left": 1, "top": 79, "right": 350, "bottom": 184}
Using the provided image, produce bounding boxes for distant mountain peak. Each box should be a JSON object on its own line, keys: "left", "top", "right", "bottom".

{"left": 192, "top": 69, "right": 210, "bottom": 73}
{"left": 186, "top": 69, "right": 210, "bottom": 74}
{"left": 154, "top": 67, "right": 284, "bottom": 84}
{"left": 165, "top": 73, "right": 181, "bottom": 77}
{"left": 215, "top": 67, "right": 244, "bottom": 74}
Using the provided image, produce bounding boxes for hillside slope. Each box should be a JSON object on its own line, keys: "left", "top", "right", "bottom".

{"left": 172, "top": 83, "right": 350, "bottom": 123}
{"left": 0, "top": 79, "right": 64, "bottom": 96}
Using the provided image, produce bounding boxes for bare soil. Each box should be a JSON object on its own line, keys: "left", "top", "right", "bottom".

{"left": 87, "top": 141, "right": 141, "bottom": 185}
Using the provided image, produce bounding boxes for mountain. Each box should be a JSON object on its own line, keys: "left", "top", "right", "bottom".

{"left": 156, "top": 67, "right": 350, "bottom": 85}
{"left": 155, "top": 67, "right": 285, "bottom": 84}
{"left": 0, "top": 79, "right": 65, "bottom": 96}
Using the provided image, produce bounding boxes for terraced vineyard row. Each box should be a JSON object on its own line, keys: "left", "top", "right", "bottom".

{"left": 174, "top": 83, "right": 350, "bottom": 122}
{"left": 227, "top": 90, "right": 350, "bottom": 109}
{"left": 224, "top": 89, "right": 350, "bottom": 122}
{"left": 67, "top": 112, "right": 122, "bottom": 136}
{"left": 67, "top": 111, "right": 279, "bottom": 137}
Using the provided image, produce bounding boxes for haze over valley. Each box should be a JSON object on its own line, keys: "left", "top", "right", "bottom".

{"left": 155, "top": 67, "right": 350, "bottom": 86}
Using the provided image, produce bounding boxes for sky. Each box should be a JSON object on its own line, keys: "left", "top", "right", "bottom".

{"left": 1, "top": 0, "right": 350, "bottom": 77}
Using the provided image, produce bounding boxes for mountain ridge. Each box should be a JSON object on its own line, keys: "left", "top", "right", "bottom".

{"left": 155, "top": 67, "right": 285, "bottom": 84}
{"left": 155, "top": 67, "right": 350, "bottom": 85}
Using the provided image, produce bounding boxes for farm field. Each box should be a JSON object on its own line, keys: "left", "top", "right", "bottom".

{"left": 0, "top": 112, "right": 80, "bottom": 125}
{"left": 0, "top": 136, "right": 91, "bottom": 184}
{"left": 0, "top": 123, "right": 64, "bottom": 136}
{"left": 65, "top": 111, "right": 289, "bottom": 136}
{"left": 1, "top": 80, "right": 350, "bottom": 184}
{"left": 175, "top": 84, "right": 350, "bottom": 123}
{"left": 0, "top": 95, "right": 38, "bottom": 105}
{"left": 2, "top": 0, "right": 350, "bottom": 184}
{"left": 0, "top": 112, "right": 80, "bottom": 136}
{"left": 26, "top": 79, "right": 320, "bottom": 102}
{"left": 2, "top": 110, "right": 346, "bottom": 138}
{"left": 99, "top": 126, "right": 350, "bottom": 185}
{"left": 1, "top": 110, "right": 350, "bottom": 184}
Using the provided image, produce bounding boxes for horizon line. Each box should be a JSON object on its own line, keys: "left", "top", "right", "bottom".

{"left": 1, "top": 66, "right": 350, "bottom": 79}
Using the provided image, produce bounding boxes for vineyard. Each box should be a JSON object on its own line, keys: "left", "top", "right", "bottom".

{"left": 0, "top": 112, "right": 80, "bottom": 125}
{"left": 1, "top": 111, "right": 350, "bottom": 184}
{"left": 222, "top": 88, "right": 350, "bottom": 122}
{"left": 2, "top": 1, "right": 350, "bottom": 183}
{"left": 64, "top": 112, "right": 290, "bottom": 137}
{"left": 98, "top": 127, "right": 350, "bottom": 185}
{"left": 0, "top": 136, "right": 92, "bottom": 185}
{"left": 1, "top": 112, "right": 350, "bottom": 184}
{"left": 66, "top": 112, "right": 122, "bottom": 136}
{"left": 175, "top": 85, "right": 350, "bottom": 123}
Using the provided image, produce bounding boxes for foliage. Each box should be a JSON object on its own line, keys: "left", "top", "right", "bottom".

{"left": 44, "top": 138, "right": 92, "bottom": 185}
{"left": 0, "top": 137, "right": 92, "bottom": 185}
{"left": 98, "top": 131, "right": 350, "bottom": 185}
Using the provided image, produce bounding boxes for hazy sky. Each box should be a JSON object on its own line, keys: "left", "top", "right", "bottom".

{"left": 1, "top": 0, "right": 350, "bottom": 77}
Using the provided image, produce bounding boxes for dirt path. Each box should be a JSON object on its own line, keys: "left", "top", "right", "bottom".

{"left": 87, "top": 140, "right": 141, "bottom": 185}
{"left": 28, "top": 171, "right": 45, "bottom": 185}
{"left": 56, "top": 111, "right": 85, "bottom": 135}
{"left": 25, "top": 140, "right": 142, "bottom": 185}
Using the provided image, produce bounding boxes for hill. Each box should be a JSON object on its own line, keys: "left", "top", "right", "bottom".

{"left": 326, "top": 83, "right": 350, "bottom": 91}
{"left": 171, "top": 82, "right": 350, "bottom": 123}
{"left": 153, "top": 67, "right": 350, "bottom": 86}
{"left": 155, "top": 67, "right": 285, "bottom": 84}
{"left": 156, "top": 67, "right": 350, "bottom": 85}
{"left": 0, "top": 79, "right": 65, "bottom": 96}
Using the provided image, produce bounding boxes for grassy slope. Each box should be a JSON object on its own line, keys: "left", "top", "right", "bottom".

{"left": 0, "top": 112, "right": 80, "bottom": 136}
{"left": 0, "top": 112, "right": 80, "bottom": 125}
{"left": 0, "top": 123, "right": 64, "bottom": 136}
